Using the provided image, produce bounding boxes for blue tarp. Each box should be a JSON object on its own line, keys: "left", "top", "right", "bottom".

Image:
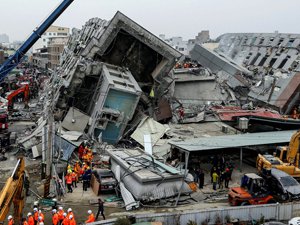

{"left": 54, "top": 135, "right": 77, "bottom": 161}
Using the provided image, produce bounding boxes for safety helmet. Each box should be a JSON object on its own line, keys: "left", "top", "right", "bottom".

{"left": 88, "top": 210, "right": 92, "bottom": 214}
{"left": 69, "top": 215, "right": 73, "bottom": 219}
{"left": 38, "top": 216, "right": 42, "bottom": 221}
{"left": 52, "top": 209, "right": 57, "bottom": 213}
{"left": 59, "top": 206, "right": 63, "bottom": 210}
{"left": 39, "top": 223, "right": 44, "bottom": 225}
{"left": 27, "top": 213, "right": 32, "bottom": 216}
{"left": 67, "top": 208, "right": 72, "bottom": 212}
{"left": 63, "top": 213, "right": 67, "bottom": 217}
{"left": 8, "top": 215, "right": 12, "bottom": 220}
{"left": 33, "top": 208, "right": 38, "bottom": 212}
{"left": 38, "top": 210, "right": 42, "bottom": 213}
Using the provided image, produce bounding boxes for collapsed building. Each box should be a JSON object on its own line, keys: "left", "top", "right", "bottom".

{"left": 48, "top": 11, "right": 181, "bottom": 144}
{"left": 215, "top": 33, "right": 300, "bottom": 114}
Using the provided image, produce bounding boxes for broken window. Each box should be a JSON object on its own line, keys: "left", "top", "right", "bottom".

{"left": 287, "top": 39, "right": 295, "bottom": 47}
{"left": 277, "top": 38, "right": 284, "bottom": 47}
{"left": 250, "top": 53, "right": 261, "bottom": 65}
{"left": 251, "top": 37, "right": 257, "bottom": 45}
{"left": 269, "top": 58, "right": 277, "bottom": 67}
{"left": 278, "top": 58, "right": 288, "bottom": 69}
{"left": 258, "top": 57, "right": 268, "bottom": 66}
{"left": 259, "top": 38, "right": 265, "bottom": 45}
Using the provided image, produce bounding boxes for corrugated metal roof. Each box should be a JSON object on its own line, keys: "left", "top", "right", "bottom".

{"left": 169, "top": 130, "right": 297, "bottom": 152}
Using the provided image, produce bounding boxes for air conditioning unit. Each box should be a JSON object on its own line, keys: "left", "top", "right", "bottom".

{"left": 238, "top": 117, "right": 249, "bottom": 130}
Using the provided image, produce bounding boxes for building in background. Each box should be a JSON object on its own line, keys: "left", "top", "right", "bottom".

{"left": 32, "top": 47, "right": 48, "bottom": 69}
{"left": 0, "top": 34, "right": 9, "bottom": 43}
{"left": 47, "top": 36, "right": 69, "bottom": 69}
{"left": 32, "top": 26, "right": 70, "bottom": 70}
{"left": 32, "top": 25, "right": 69, "bottom": 53}
{"left": 159, "top": 30, "right": 212, "bottom": 56}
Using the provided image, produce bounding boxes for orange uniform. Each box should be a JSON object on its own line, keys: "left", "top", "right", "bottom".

{"left": 58, "top": 209, "right": 64, "bottom": 221}
{"left": 34, "top": 211, "right": 39, "bottom": 222}
{"left": 62, "top": 217, "right": 69, "bottom": 225}
{"left": 85, "top": 213, "right": 95, "bottom": 223}
{"left": 52, "top": 213, "right": 59, "bottom": 225}
{"left": 71, "top": 172, "right": 77, "bottom": 182}
{"left": 67, "top": 212, "right": 74, "bottom": 220}
{"left": 28, "top": 216, "right": 34, "bottom": 225}
{"left": 8, "top": 219, "right": 14, "bottom": 225}
{"left": 69, "top": 218, "right": 76, "bottom": 225}
{"left": 39, "top": 212, "right": 45, "bottom": 222}
{"left": 65, "top": 174, "right": 72, "bottom": 184}
{"left": 23, "top": 221, "right": 28, "bottom": 225}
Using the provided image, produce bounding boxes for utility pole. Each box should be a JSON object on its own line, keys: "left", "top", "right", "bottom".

{"left": 44, "top": 113, "right": 54, "bottom": 198}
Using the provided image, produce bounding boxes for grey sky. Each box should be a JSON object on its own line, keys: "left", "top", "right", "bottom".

{"left": 1, "top": 0, "right": 300, "bottom": 42}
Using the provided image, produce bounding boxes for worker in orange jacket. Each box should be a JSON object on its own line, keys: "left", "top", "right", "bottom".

{"left": 62, "top": 213, "right": 69, "bottom": 225}
{"left": 65, "top": 172, "right": 73, "bottom": 193}
{"left": 27, "top": 213, "right": 34, "bottom": 225}
{"left": 85, "top": 210, "right": 95, "bottom": 223}
{"left": 52, "top": 209, "right": 59, "bottom": 225}
{"left": 74, "top": 161, "right": 81, "bottom": 175}
{"left": 33, "top": 208, "right": 38, "bottom": 225}
{"left": 69, "top": 215, "right": 76, "bottom": 225}
{"left": 67, "top": 208, "right": 74, "bottom": 220}
{"left": 7, "top": 215, "right": 14, "bottom": 225}
{"left": 58, "top": 206, "right": 64, "bottom": 224}
{"left": 38, "top": 210, "right": 44, "bottom": 222}
{"left": 71, "top": 170, "right": 78, "bottom": 188}
{"left": 22, "top": 217, "right": 28, "bottom": 225}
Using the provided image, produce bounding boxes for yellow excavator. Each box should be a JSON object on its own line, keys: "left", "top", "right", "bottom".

{"left": 257, "top": 130, "right": 300, "bottom": 179}
{"left": 0, "top": 158, "right": 26, "bottom": 224}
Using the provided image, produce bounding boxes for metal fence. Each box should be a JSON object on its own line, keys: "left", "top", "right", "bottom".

{"left": 93, "top": 202, "right": 300, "bottom": 225}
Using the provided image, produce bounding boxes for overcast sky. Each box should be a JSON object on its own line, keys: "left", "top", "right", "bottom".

{"left": 1, "top": 0, "right": 300, "bottom": 42}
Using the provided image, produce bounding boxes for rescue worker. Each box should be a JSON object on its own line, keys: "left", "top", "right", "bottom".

{"left": 37, "top": 217, "right": 43, "bottom": 225}
{"left": 95, "top": 198, "right": 105, "bottom": 220}
{"left": 62, "top": 213, "right": 69, "bottom": 225}
{"left": 225, "top": 168, "right": 231, "bottom": 188}
{"left": 22, "top": 217, "right": 28, "bottom": 225}
{"left": 52, "top": 209, "right": 59, "bottom": 225}
{"left": 71, "top": 170, "right": 77, "bottom": 188}
{"left": 65, "top": 172, "right": 73, "bottom": 193}
{"left": 85, "top": 210, "right": 95, "bottom": 223}
{"left": 33, "top": 208, "right": 39, "bottom": 225}
{"left": 69, "top": 215, "right": 76, "bottom": 225}
{"left": 27, "top": 213, "right": 34, "bottom": 225}
{"left": 74, "top": 161, "right": 81, "bottom": 176}
{"left": 38, "top": 210, "right": 44, "bottom": 222}
{"left": 8, "top": 215, "right": 14, "bottom": 225}
{"left": 58, "top": 206, "right": 64, "bottom": 225}
{"left": 212, "top": 171, "right": 219, "bottom": 191}
{"left": 67, "top": 208, "right": 74, "bottom": 219}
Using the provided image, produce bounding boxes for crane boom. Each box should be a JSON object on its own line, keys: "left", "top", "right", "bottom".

{"left": 0, "top": 0, "right": 74, "bottom": 82}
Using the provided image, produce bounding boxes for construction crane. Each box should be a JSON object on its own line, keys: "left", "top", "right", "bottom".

{"left": 0, "top": 158, "right": 25, "bottom": 224}
{"left": 257, "top": 130, "right": 300, "bottom": 179}
{"left": 0, "top": 0, "right": 74, "bottom": 82}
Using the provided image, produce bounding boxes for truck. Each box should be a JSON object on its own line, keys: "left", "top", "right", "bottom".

{"left": 256, "top": 130, "right": 300, "bottom": 179}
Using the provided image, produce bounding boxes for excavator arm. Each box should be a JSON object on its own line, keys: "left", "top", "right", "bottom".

{"left": 287, "top": 130, "right": 300, "bottom": 166}
{"left": 0, "top": 158, "right": 25, "bottom": 224}
{"left": 6, "top": 84, "right": 30, "bottom": 111}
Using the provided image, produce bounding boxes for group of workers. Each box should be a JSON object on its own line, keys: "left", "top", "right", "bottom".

{"left": 64, "top": 160, "right": 92, "bottom": 193}
{"left": 175, "top": 61, "right": 200, "bottom": 69}
{"left": 78, "top": 142, "right": 93, "bottom": 165}
{"left": 7, "top": 201, "right": 105, "bottom": 225}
